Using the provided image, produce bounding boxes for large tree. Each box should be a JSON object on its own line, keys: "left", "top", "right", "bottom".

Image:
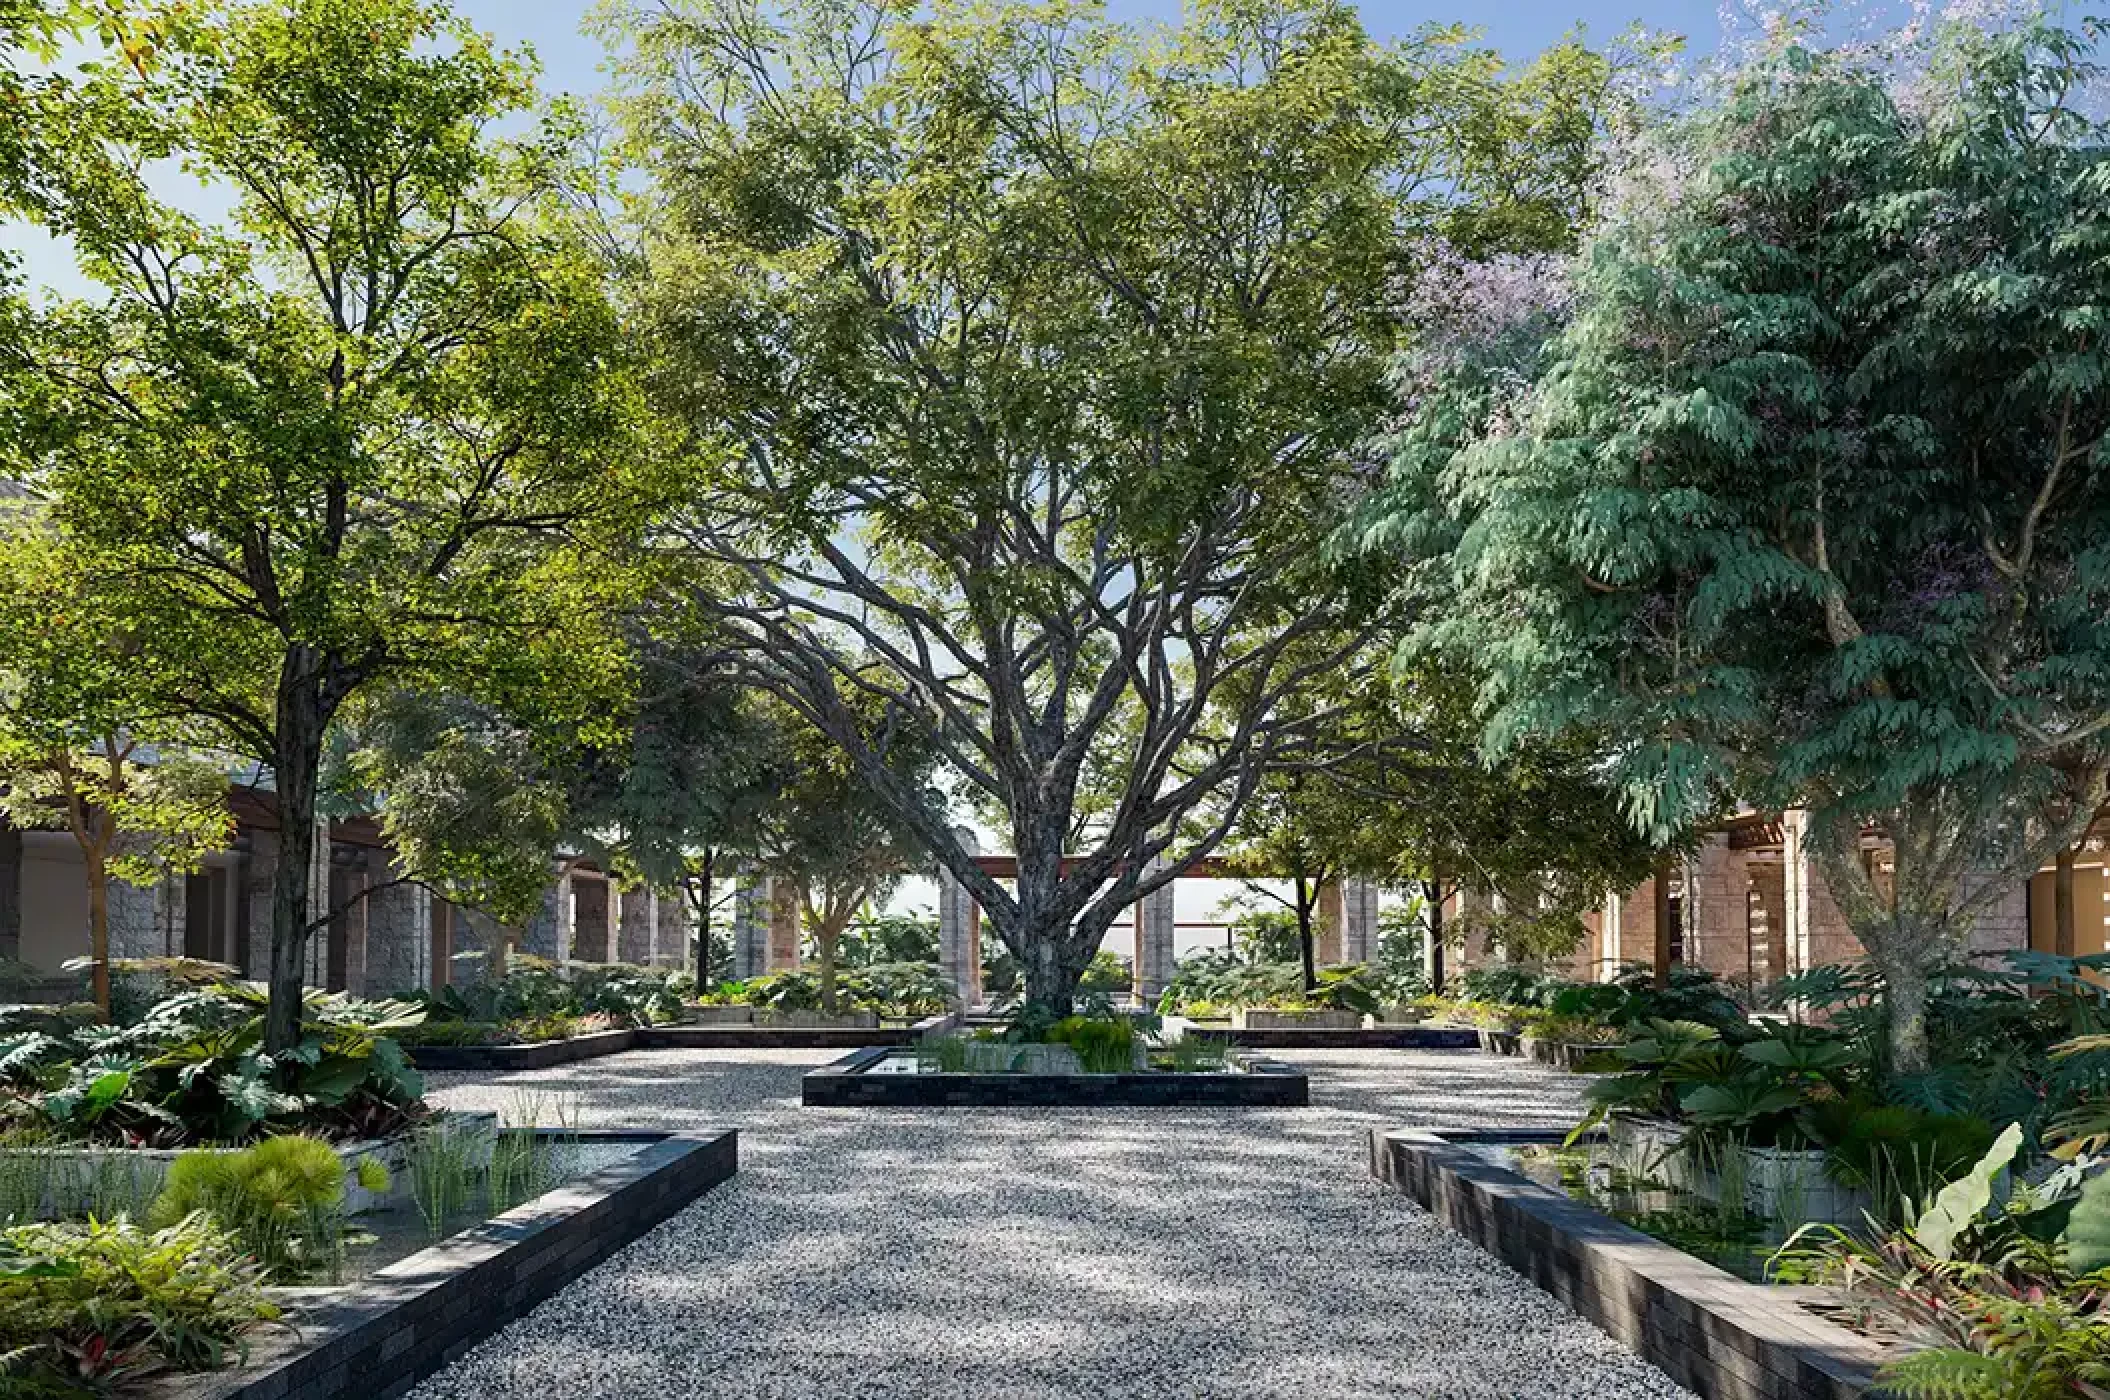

{"left": 1370, "top": 14, "right": 2110, "bottom": 1071}
{"left": 607, "top": 0, "right": 1618, "bottom": 1013}
{"left": 1, "top": 0, "right": 653, "bottom": 1050}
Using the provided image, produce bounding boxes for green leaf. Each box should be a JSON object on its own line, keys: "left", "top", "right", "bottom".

{"left": 1913, "top": 1122, "right": 2023, "bottom": 1261}
{"left": 2062, "top": 1167, "right": 2110, "bottom": 1275}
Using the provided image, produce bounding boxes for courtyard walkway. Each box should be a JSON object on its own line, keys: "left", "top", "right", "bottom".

{"left": 412, "top": 1048, "right": 1692, "bottom": 1400}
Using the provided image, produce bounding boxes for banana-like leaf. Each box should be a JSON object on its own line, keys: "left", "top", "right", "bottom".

{"left": 1914, "top": 1121, "right": 2023, "bottom": 1261}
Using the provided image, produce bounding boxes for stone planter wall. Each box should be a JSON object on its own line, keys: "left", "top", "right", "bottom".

{"left": 803, "top": 1046, "right": 1309, "bottom": 1107}
{"left": 18, "top": 1111, "right": 499, "bottom": 1218}
{"left": 165, "top": 1129, "right": 740, "bottom": 1400}
{"left": 1474, "top": 1028, "right": 1523, "bottom": 1056}
{"left": 1230, "top": 1007, "right": 1359, "bottom": 1031}
{"left": 1368, "top": 1126, "right": 1884, "bottom": 1400}
{"left": 1517, "top": 1037, "right": 1612, "bottom": 1071}
{"left": 1187, "top": 1024, "right": 1480, "bottom": 1050}
{"left": 687, "top": 1005, "right": 755, "bottom": 1025}
{"left": 756, "top": 1009, "right": 881, "bottom": 1029}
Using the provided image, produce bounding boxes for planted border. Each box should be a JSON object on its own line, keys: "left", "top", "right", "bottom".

{"left": 802, "top": 1045, "right": 1309, "bottom": 1107}
{"left": 1186, "top": 1024, "right": 1479, "bottom": 1051}
{"left": 163, "top": 1128, "right": 739, "bottom": 1400}
{"left": 1367, "top": 1126, "right": 1885, "bottom": 1400}
{"left": 406, "top": 1013, "right": 958, "bottom": 1072}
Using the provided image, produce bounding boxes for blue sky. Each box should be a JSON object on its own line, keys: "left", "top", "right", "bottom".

{"left": 448, "top": 0, "right": 1724, "bottom": 98}
{"left": 8, "top": 0, "right": 1723, "bottom": 295}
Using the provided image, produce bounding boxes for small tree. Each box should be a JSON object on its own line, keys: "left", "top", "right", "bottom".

{"left": 0, "top": 525, "right": 230, "bottom": 1013}
{"left": 755, "top": 703, "right": 933, "bottom": 1015}
{"left": 1373, "top": 14, "right": 2110, "bottom": 1070}
{"left": 3, "top": 0, "right": 652, "bottom": 1050}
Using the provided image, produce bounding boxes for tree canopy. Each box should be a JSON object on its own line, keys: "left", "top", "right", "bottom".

{"left": 0, "top": 0, "right": 659, "bottom": 1048}
{"left": 605, "top": 0, "right": 1624, "bottom": 1011}
{"left": 1363, "top": 13, "right": 2110, "bottom": 1069}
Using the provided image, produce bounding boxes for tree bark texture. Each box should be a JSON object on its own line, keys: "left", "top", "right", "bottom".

{"left": 266, "top": 658, "right": 328, "bottom": 1055}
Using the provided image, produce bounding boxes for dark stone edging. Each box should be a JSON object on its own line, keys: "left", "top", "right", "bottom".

{"left": 407, "top": 1013, "right": 958, "bottom": 1072}
{"left": 1188, "top": 1024, "right": 1481, "bottom": 1050}
{"left": 802, "top": 1046, "right": 1309, "bottom": 1106}
{"left": 167, "top": 1129, "right": 739, "bottom": 1400}
{"left": 1367, "top": 1126, "right": 1886, "bottom": 1400}
{"left": 405, "top": 1028, "right": 639, "bottom": 1072}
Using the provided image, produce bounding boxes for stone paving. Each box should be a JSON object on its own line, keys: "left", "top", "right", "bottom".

{"left": 411, "top": 1048, "right": 1694, "bottom": 1400}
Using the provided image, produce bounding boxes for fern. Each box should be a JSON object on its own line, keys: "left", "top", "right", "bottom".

{"left": 1878, "top": 1348, "right": 2017, "bottom": 1399}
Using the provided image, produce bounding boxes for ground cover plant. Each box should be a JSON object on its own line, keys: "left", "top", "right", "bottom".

{"left": 0, "top": 979, "right": 426, "bottom": 1149}
{"left": 0, "top": 1213, "right": 280, "bottom": 1394}
{"left": 396, "top": 959, "right": 689, "bottom": 1047}
{"left": 714, "top": 961, "right": 954, "bottom": 1021}
{"left": 913, "top": 1009, "right": 1235, "bottom": 1075}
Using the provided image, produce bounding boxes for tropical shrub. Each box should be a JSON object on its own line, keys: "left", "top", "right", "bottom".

{"left": 833, "top": 914, "right": 940, "bottom": 968}
{"left": 1046, "top": 1016, "right": 1138, "bottom": 1074}
{"left": 1157, "top": 953, "right": 1384, "bottom": 1016}
{"left": 0, "top": 1214, "right": 278, "bottom": 1386}
{"left": 151, "top": 1135, "right": 386, "bottom": 1280}
{"left": 406, "top": 958, "right": 687, "bottom": 1040}
{"left": 737, "top": 962, "right": 951, "bottom": 1019}
{"left": 0, "top": 984, "right": 425, "bottom": 1148}
{"left": 1779, "top": 1130, "right": 2110, "bottom": 1398}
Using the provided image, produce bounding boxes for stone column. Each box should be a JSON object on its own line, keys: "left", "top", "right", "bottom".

{"left": 656, "top": 892, "right": 687, "bottom": 972}
{"left": 733, "top": 870, "right": 771, "bottom": 979}
{"left": 306, "top": 817, "right": 333, "bottom": 987}
{"left": 555, "top": 867, "right": 577, "bottom": 964}
{"left": 1316, "top": 880, "right": 1345, "bottom": 965}
{"left": 1340, "top": 878, "right": 1379, "bottom": 965}
{"left": 937, "top": 828, "right": 981, "bottom": 1008}
{"left": 767, "top": 878, "right": 801, "bottom": 970}
{"left": 618, "top": 886, "right": 655, "bottom": 965}
{"left": 1137, "top": 860, "right": 1176, "bottom": 1003}
{"left": 342, "top": 862, "right": 370, "bottom": 996}
{"left": 645, "top": 888, "right": 661, "bottom": 968}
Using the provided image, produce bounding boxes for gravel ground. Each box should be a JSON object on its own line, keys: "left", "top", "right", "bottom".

{"left": 411, "top": 1047, "right": 1694, "bottom": 1400}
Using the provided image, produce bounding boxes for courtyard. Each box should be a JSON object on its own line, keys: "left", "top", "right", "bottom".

{"left": 411, "top": 1049, "right": 1694, "bottom": 1400}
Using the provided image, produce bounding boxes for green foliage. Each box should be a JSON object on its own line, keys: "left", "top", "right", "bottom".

{"left": 0, "top": 980, "right": 425, "bottom": 1147}
{"left": 611, "top": 0, "right": 1633, "bottom": 1015}
{"left": 1156, "top": 951, "right": 1384, "bottom": 1016}
{"left": 1911, "top": 1124, "right": 2024, "bottom": 1263}
{"left": 409, "top": 958, "right": 686, "bottom": 1040}
{"left": 836, "top": 915, "right": 940, "bottom": 970}
{"left": 0, "top": 1215, "right": 277, "bottom": 1384}
{"left": 1371, "top": 7, "right": 2110, "bottom": 1073}
{"left": 405, "top": 1118, "right": 484, "bottom": 1240}
{"left": 150, "top": 1135, "right": 354, "bottom": 1280}
{"left": 735, "top": 962, "right": 951, "bottom": 1020}
{"left": 2062, "top": 1169, "right": 2110, "bottom": 1276}
{"left": 1044, "top": 1017, "right": 1138, "bottom": 1075}
{"left": 1, "top": 0, "right": 662, "bottom": 1051}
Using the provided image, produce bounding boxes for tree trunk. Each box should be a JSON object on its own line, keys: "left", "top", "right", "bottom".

{"left": 1295, "top": 875, "right": 1318, "bottom": 994}
{"left": 1651, "top": 855, "right": 1674, "bottom": 991}
{"left": 1879, "top": 952, "right": 1932, "bottom": 1074}
{"left": 266, "top": 667, "right": 328, "bottom": 1055}
{"left": 2055, "top": 841, "right": 2078, "bottom": 958}
{"left": 1423, "top": 877, "right": 1446, "bottom": 995}
{"left": 0, "top": 820, "right": 20, "bottom": 965}
{"left": 694, "top": 848, "right": 715, "bottom": 986}
{"left": 85, "top": 845, "right": 110, "bottom": 1018}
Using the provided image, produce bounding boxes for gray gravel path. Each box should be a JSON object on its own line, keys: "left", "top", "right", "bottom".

{"left": 411, "top": 1048, "right": 1693, "bottom": 1400}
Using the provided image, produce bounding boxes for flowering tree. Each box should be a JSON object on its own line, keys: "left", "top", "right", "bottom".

{"left": 1369, "top": 12, "right": 2110, "bottom": 1071}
